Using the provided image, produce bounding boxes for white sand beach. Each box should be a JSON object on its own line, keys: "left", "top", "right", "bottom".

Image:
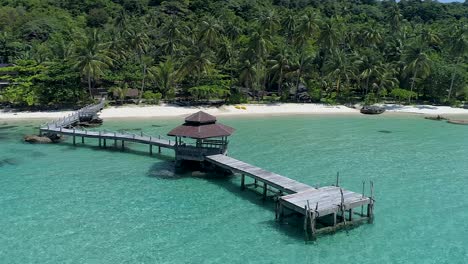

{"left": 1, "top": 103, "right": 468, "bottom": 120}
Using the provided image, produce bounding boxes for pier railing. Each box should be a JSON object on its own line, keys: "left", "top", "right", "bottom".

{"left": 41, "top": 99, "right": 105, "bottom": 129}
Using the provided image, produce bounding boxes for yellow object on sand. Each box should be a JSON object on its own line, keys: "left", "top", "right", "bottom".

{"left": 241, "top": 106, "right": 247, "bottom": 110}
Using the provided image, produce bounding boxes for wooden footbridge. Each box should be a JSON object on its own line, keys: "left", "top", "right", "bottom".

{"left": 39, "top": 100, "right": 374, "bottom": 240}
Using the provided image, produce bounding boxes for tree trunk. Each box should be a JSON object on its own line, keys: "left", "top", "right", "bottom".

{"left": 138, "top": 63, "right": 147, "bottom": 104}
{"left": 295, "top": 53, "right": 304, "bottom": 100}
{"left": 447, "top": 70, "right": 456, "bottom": 102}
{"left": 336, "top": 78, "right": 341, "bottom": 97}
{"left": 87, "top": 73, "right": 93, "bottom": 100}
{"left": 278, "top": 67, "right": 283, "bottom": 95}
{"left": 409, "top": 67, "right": 418, "bottom": 104}
{"left": 365, "top": 76, "right": 370, "bottom": 96}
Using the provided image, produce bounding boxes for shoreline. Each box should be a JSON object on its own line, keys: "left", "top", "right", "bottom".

{"left": 1, "top": 103, "right": 468, "bottom": 120}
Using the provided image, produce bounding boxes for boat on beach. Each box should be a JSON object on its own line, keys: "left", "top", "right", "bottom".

{"left": 447, "top": 119, "right": 468, "bottom": 125}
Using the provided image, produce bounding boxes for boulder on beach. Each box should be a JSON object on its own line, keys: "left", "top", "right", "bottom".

{"left": 360, "top": 105, "right": 385, "bottom": 115}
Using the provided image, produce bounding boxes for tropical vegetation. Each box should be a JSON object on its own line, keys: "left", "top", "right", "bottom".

{"left": 0, "top": 0, "right": 466, "bottom": 108}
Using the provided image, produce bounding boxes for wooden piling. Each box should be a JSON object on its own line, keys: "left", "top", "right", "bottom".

{"left": 82, "top": 137, "right": 84, "bottom": 144}
{"left": 73, "top": 129, "right": 76, "bottom": 145}
{"left": 262, "top": 182, "right": 267, "bottom": 200}
{"left": 103, "top": 139, "right": 106, "bottom": 148}
{"left": 304, "top": 205, "right": 309, "bottom": 241}
{"left": 121, "top": 140, "right": 125, "bottom": 150}
{"left": 241, "top": 174, "right": 245, "bottom": 190}
{"left": 150, "top": 144, "right": 153, "bottom": 155}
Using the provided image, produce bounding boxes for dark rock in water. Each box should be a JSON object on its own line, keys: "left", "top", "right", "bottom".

{"left": 151, "top": 124, "right": 164, "bottom": 128}
{"left": 0, "top": 158, "right": 19, "bottom": 167}
{"left": 77, "top": 117, "right": 103, "bottom": 128}
{"left": 425, "top": 115, "right": 447, "bottom": 121}
{"left": 24, "top": 135, "right": 53, "bottom": 143}
{"left": 378, "top": 130, "right": 392, "bottom": 134}
{"left": 24, "top": 134, "right": 62, "bottom": 143}
{"left": 360, "top": 105, "right": 385, "bottom": 115}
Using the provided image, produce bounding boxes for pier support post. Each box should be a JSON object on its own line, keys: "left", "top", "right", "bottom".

{"left": 349, "top": 209, "right": 353, "bottom": 221}
{"left": 368, "top": 181, "right": 375, "bottom": 224}
{"left": 241, "top": 174, "right": 245, "bottom": 190}
{"left": 303, "top": 206, "right": 309, "bottom": 241}
{"left": 103, "top": 139, "right": 106, "bottom": 148}
{"left": 99, "top": 138, "right": 102, "bottom": 147}
{"left": 121, "top": 140, "right": 125, "bottom": 150}
{"left": 82, "top": 137, "right": 84, "bottom": 144}
{"left": 310, "top": 211, "right": 317, "bottom": 240}
{"left": 262, "top": 183, "right": 267, "bottom": 200}
{"left": 333, "top": 212, "right": 337, "bottom": 228}
{"left": 150, "top": 145, "right": 153, "bottom": 155}
{"left": 254, "top": 179, "right": 258, "bottom": 188}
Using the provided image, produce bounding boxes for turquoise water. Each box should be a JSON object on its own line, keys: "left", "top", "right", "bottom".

{"left": 1, "top": 115, "right": 467, "bottom": 263}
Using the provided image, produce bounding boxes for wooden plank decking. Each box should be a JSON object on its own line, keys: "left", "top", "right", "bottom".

{"left": 40, "top": 126, "right": 176, "bottom": 149}
{"left": 205, "top": 154, "right": 313, "bottom": 194}
{"left": 205, "top": 154, "right": 374, "bottom": 238}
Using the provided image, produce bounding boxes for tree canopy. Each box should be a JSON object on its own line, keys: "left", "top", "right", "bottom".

{"left": 0, "top": 0, "right": 466, "bottom": 107}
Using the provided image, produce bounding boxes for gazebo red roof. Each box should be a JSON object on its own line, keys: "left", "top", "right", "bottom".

{"left": 185, "top": 111, "right": 217, "bottom": 124}
{"left": 167, "top": 111, "right": 234, "bottom": 139}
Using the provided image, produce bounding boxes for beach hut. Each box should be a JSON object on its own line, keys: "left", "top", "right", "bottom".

{"left": 167, "top": 111, "right": 234, "bottom": 163}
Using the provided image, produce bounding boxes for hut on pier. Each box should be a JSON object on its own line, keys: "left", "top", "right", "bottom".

{"left": 167, "top": 111, "right": 234, "bottom": 163}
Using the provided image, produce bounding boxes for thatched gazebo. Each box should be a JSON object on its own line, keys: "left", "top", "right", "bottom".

{"left": 167, "top": 111, "right": 234, "bottom": 162}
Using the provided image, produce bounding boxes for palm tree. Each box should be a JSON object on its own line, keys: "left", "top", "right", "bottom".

{"left": 293, "top": 11, "right": 319, "bottom": 96}
{"left": 160, "top": 19, "right": 185, "bottom": 56}
{"left": 199, "top": 16, "right": 222, "bottom": 49}
{"left": 256, "top": 10, "right": 279, "bottom": 34}
{"left": 73, "top": 30, "right": 113, "bottom": 100}
{"left": 124, "top": 29, "right": 150, "bottom": 103}
{"left": 281, "top": 11, "right": 296, "bottom": 44}
{"left": 268, "top": 49, "right": 291, "bottom": 95}
{"left": 248, "top": 29, "right": 271, "bottom": 91}
{"left": 375, "top": 63, "right": 399, "bottom": 100}
{"left": 323, "top": 49, "right": 354, "bottom": 97}
{"left": 447, "top": 25, "right": 467, "bottom": 101}
{"left": 179, "top": 44, "right": 213, "bottom": 85}
{"left": 149, "top": 58, "right": 178, "bottom": 98}
{"left": 239, "top": 59, "right": 256, "bottom": 91}
{"left": 403, "top": 42, "right": 431, "bottom": 103}
{"left": 318, "top": 19, "right": 339, "bottom": 52}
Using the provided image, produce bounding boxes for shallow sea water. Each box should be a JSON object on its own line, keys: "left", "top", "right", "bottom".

{"left": 0, "top": 115, "right": 467, "bottom": 263}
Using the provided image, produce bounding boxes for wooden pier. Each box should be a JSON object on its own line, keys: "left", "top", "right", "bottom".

{"left": 205, "top": 154, "right": 374, "bottom": 239}
{"left": 38, "top": 101, "right": 374, "bottom": 240}
{"left": 39, "top": 99, "right": 175, "bottom": 153}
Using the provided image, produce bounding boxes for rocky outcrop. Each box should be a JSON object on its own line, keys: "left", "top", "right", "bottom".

{"left": 24, "top": 134, "right": 62, "bottom": 143}
{"left": 360, "top": 105, "right": 386, "bottom": 115}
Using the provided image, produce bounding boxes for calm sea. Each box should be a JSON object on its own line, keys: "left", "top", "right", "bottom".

{"left": 1, "top": 115, "right": 467, "bottom": 263}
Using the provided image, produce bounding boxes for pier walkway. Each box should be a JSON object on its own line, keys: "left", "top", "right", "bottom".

{"left": 39, "top": 100, "right": 175, "bottom": 152}
{"left": 205, "top": 154, "right": 373, "bottom": 238}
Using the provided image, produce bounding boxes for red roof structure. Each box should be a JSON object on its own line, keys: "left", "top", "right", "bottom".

{"left": 167, "top": 111, "right": 234, "bottom": 139}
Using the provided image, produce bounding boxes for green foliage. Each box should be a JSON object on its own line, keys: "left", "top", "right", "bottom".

{"left": 0, "top": 0, "right": 466, "bottom": 108}
{"left": 142, "top": 91, "right": 162, "bottom": 104}
{"left": 188, "top": 85, "right": 230, "bottom": 100}
{"left": 390, "top": 88, "right": 418, "bottom": 104}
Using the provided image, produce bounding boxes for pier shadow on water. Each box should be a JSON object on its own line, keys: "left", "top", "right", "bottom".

{"left": 56, "top": 141, "right": 174, "bottom": 161}
{"left": 198, "top": 173, "right": 308, "bottom": 241}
